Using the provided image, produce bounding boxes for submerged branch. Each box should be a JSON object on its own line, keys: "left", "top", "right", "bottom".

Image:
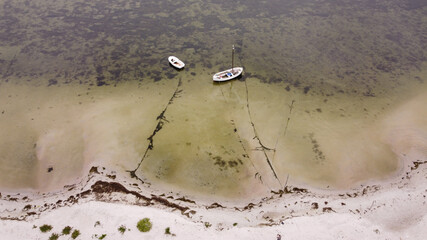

{"left": 128, "top": 78, "right": 183, "bottom": 178}
{"left": 273, "top": 100, "right": 295, "bottom": 161}
{"left": 244, "top": 80, "right": 282, "bottom": 187}
{"left": 244, "top": 81, "right": 275, "bottom": 151}
{"left": 231, "top": 120, "right": 272, "bottom": 190}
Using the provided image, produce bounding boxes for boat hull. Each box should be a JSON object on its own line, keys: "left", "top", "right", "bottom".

{"left": 213, "top": 67, "right": 243, "bottom": 82}
{"left": 168, "top": 56, "right": 185, "bottom": 69}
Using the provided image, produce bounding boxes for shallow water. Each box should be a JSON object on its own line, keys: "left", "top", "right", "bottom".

{"left": 0, "top": 0, "right": 426, "bottom": 198}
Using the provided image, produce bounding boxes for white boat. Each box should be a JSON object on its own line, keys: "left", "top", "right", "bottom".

{"left": 212, "top": 67, "right": 243, "bottom": 82}
{"left": 168, "top": 56, "right": 185, "bottom": 69}
{"left": 213, "top": 45, "right": 243, "bottom": 82}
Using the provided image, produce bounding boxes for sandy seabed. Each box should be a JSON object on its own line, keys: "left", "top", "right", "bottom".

{"left": 0, "top": 83, "right": 426, "bottom": 240}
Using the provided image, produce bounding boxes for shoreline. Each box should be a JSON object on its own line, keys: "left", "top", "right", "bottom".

{"left": 1, "top": 148, "right": 426, "bottom": 239}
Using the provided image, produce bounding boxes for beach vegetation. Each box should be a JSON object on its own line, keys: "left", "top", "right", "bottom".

{"left": 49, "top": 233, "right": 59, "bottom": 240}
{"left": 204, "top": 222, "right": 211, "bottom": 228}
{"left": 233, "top": 223, "right": 238, "bottom": 226}
{"left": 98, "top": 234, "right": 107, "bottom": 239}
{"left": 39, "top": 224, "right": 53, "bottom": 233}
{"left": 165, "top": 227, "right": 171, "bottom": 234}
{"left": 118, "top": 225, "right": 126, "bottom": 234}
{"left": 71, "top": 229, "right": 80, "bottom": 239}
{"left": 137, "top": 218, "right": 152, "bottom": 232}
{"left": 62, "top": 226, "right": 72, "bottom": 235}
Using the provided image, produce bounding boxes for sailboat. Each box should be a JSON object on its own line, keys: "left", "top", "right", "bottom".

{"left": 213, "top": 45, "right": 243, "bottom": 82}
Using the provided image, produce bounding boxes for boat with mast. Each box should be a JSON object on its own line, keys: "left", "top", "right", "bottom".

{"left": 213, "top": 45, "right": 243, "bottom": 82}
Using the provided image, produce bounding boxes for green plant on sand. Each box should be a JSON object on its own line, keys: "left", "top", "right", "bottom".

{"left": 62, "top": 226, "right": 72, "bottom": 235}
{"left": 137, "top": 218, "right": 152, "bottom": 232}
{"left": 39, "top": 224, "right": 53, "bottom": 233}
{"left": 165, "top": 227, "right": 171, "bottom": 234}
{"left": 71, "top": 229, "right": 80, "bottom": 239}
{"left": 49, "top": 233, "right": 59, "bottom": 240}
{"left": 118, "top": 225, "right": 126, "bottom": 234}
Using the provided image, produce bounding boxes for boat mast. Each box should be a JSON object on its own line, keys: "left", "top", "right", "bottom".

{"left": 232, "top": 45, "right": 234, "bottom": 71}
